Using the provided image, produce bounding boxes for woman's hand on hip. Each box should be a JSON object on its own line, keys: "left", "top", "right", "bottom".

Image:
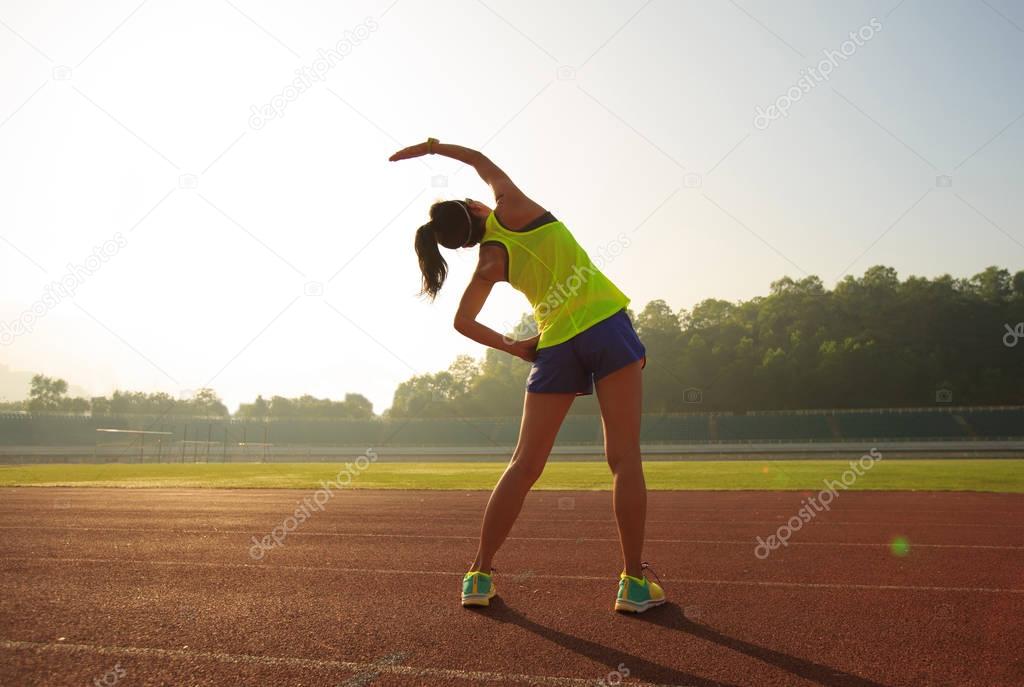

{"left": 508, "top": 335, "right": 541, "bottom": 362}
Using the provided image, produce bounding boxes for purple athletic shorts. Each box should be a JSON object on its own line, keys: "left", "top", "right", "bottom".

{"left": 526, "top": 309, "right": 646, "bottom": 395}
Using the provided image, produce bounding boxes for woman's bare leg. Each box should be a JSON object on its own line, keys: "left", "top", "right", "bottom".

{"left": 469, "top": 391, "right": 575, "bottom": 573}
{"left": 595, "top": 359, "right": 646, "bottom": 578}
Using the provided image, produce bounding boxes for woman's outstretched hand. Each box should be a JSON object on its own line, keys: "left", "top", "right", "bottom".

{"left": 388, "top": 142, "right": 429, "bottom": 162}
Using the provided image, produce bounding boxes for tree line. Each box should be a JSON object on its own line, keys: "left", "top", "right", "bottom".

{"left": 3, "top": 266, "right": 1021, "bottom": 418}
{"left": 0, "top": 376, "right": 373, "bottom": 420}
{"left": 0, "top": 376, "right": 231, "bottom": 417}
{"left": 387, "top": 266, "right": 1024, "bottom": 416}
{"left": 235, "top": 394, "right": 373, "bottom": 419}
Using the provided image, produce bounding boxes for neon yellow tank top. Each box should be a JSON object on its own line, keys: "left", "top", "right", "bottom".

{"left": 482, "top": 211, "right": 630, "bottom": 349}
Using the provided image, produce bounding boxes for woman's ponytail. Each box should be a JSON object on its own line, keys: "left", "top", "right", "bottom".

{"left": 413, "top": 200, "right": 483, "bottom": 299}
{"left": 415, "top": 222, "right": 447, "bottom": 299}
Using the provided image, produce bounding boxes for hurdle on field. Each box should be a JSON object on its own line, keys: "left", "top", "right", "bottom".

{"left": 95, "top": 428, "right": 174, "bottom": 463}
{"left": 237, "top": 442, "right": 273, "bottom": 462}
{"left": 177, "top": 440, "right": 224, "bottom": 463}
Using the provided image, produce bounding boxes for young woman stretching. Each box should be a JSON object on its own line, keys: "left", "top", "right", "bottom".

{"left": 389, "top": 138, "right": 666, "bottom": 613}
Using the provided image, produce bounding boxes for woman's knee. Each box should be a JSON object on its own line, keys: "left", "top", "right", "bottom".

{"left": 605, "top": 444, "right": 642, "bottom": 473}
{"left": 509, "top": 452, "right": 547, "bottom": 485}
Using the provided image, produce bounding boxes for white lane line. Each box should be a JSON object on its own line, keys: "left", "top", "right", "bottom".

{"left": 0, "top": 639, "right": 686, "bottom": 687}
{"left": 339, "top": 652, "right": 407, "bottom": 687}
{"left": 2, "top": 556, "right": 1022, "bottom": 594}
{"left": 5, "top": 500, "right": 1023, "bottom": 521}
{"left": 0, "top": 525, "right": 1019, "bottom": 550}
{"left": 4, "top": 512, "right": 1021, "bottom": 528}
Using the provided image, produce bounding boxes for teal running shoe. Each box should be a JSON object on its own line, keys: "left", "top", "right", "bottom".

{"left": 615, "top": 563, "right": 666, "bottom": 613}
{"left": 461, "top": 570, "right": 497, "bottom": 607}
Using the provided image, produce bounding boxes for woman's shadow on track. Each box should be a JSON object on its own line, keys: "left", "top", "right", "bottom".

{"left": 476, "top": 599, "right": 891, "bottom": 687}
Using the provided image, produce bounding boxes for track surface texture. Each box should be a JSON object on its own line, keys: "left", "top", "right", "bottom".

{"left": 1, "top": 487, "right": 1021, "bottom": 686}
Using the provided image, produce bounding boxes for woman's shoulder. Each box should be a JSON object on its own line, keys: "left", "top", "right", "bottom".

{"left": 492, "top": 208, "right": 558, "bottom": 233}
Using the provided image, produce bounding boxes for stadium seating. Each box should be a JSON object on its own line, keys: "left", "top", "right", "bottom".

{"left": 716, "top": 413, "right": 833, "bottom": 442}
{"left": 834, "top": 411, "right": 968, "bottom": 440}
{"left": 639, "top": 414, "right": 711, "bottom": 443}
{"left": 958, "top": 410, "right": 1024, "bottom": 438}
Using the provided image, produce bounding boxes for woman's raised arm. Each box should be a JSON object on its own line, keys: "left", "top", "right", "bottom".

{"left": 389, "top": 140, "right": 543, "bottom": 224}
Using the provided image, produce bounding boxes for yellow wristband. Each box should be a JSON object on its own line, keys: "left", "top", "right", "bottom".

{"left": 427, "top": 137, "right": 439, "bottom": 154}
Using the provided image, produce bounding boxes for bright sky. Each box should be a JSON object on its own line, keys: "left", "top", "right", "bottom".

{"left": 1, "top": 0, "right": 1022, "bottom": 413}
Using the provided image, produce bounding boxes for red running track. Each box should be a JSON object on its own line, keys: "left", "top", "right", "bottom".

{"left": 0, "top": 487, "right": 1022, "bottom": 686}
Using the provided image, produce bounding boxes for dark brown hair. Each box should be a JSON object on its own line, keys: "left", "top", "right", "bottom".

{"left": 415, "top": 200, "right": 484, "bottom": 299}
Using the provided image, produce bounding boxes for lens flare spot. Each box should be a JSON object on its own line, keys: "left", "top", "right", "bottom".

{"left": 761, "top": 466, "right": 770, "bottom": 474}
{"left": 890, "top": 536, "right": 910, "bottom": 557}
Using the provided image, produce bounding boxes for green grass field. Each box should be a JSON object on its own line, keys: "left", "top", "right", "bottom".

{"left": 0, "top": 459, "right": 1021, "bottom": 492}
